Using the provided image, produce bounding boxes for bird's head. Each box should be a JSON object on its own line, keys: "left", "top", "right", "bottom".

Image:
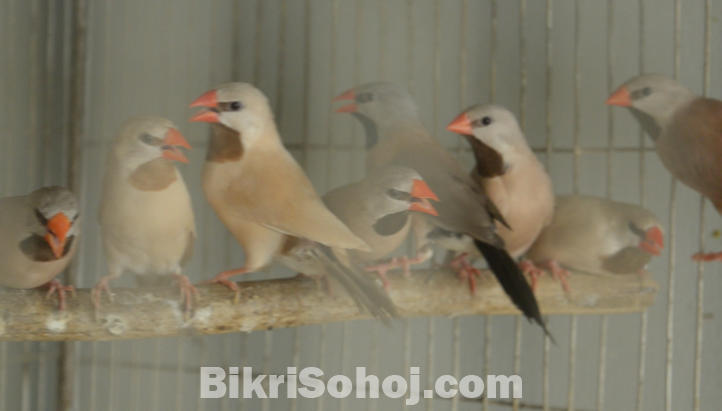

{"left": 112, "top": 115, "right": 191, "bottom": 172}
{"left": 606, "top": 74, "right": 695, "bottom": 122}
{"left": 626, "top": 216, "right": 664, "bottom": 256}
{"left": 31, "top": 187, "right": 80, "bottom": 259}
{"left": 190, "top": 83, "right": 274, "bottom": 149}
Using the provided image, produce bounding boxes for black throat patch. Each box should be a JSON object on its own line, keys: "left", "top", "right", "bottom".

{"left": 373, "top": 211, "right": 409, "bottom": 237}
{"left": 19, "top": 235, "right": 75, "bottom": 262}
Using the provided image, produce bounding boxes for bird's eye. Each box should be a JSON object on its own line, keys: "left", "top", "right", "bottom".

{"left": 35, "top": 209, "right": 48, "bottom": 226}
{"left": 229, "top": 101, "right": 243, "bottom": 111}
{"left": 629, "top": 222, "right": 645, "bottom": 237}
{"left": 138, "top": 133, "right": 160, "bottom": 146}
{"left": 356, "top": 93, "right": 374, "bottom": 104}
{"left": 472, "top": 116, "right": 492, "bottom": 127}
{"left": 386, "top": 188, "right": 409, "bottom": 201}
{"left": 642, "top": 87, "right": 652, "bottom": 96}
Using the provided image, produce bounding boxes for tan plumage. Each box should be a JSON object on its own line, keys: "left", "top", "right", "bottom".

{"left": 190, "top": 83, "right": 396, "bottom": 321}
{"left": 608, "top": 74, "right": 722, "bottom": 261}
{"left": 525, "top": 195, "right": 664, "bottom": 277}
{"left": 447, "top": 104, "right": 555, "bottom": 259}
{"left": 0, "top": 187, "right": 79, "bottom": 309}
{"left": 94, "top": 115, "right": 196, "bottom": 311}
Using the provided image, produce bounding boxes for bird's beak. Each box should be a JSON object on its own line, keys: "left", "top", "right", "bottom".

{"left": 639, "top": 226, "right": 664, "bottom": 256}
{"left": 408, "top": 179, "right": 440, "bottom": 216}
{"left": 189, "top": 89, "right": 221, "bottom": 123}
{"left": 606, "top": 85, "right": 632, "bottom": 107}
{"left": 190, "top": 89, "right": 218, "bottom": 108}
{"left": 44, "top": 213, "right": 71, "bottom": 259}
{"left": 334, "top": 89, "right": 358, "bottom": 113}
{"left": 446, "top": 112, "right": 473, "bottom": 135}
{"left": 161, "top": 128, "right": 191, "bottom": 163}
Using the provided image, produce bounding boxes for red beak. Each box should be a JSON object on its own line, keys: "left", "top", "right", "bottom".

{"left": 334, "top": 89, "right": 358, "bottom": 113}
{"left": 606, "top": 85, "right": 632, "bottom": 107}
{"left": 639, "top": 226, "right": 664, "bottom": 256}
{"left": 161, "top": 127, "right": 191, "bottom": 164}
{"left": 190, "top": 89, "right": 218, "bottom": 108}
{"left": 446, "top": 112, "right": 473, "bottom": 135}
{"left": 408, "top": 179, "right": 440, "bottom": 216}
{"left": 44, "top": 213, "right": 71, "bottom": 259}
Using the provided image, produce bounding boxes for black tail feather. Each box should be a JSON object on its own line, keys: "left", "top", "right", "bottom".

{"left": 317, "top": 246, "right": 398, "bottom": 325}
{"left": 474, "top": 240, "right": 555, "bottom": 343}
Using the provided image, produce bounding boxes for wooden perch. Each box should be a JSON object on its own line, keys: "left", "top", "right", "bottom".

{"left": 0, "top": 269, "right": 659, "bottom": 342}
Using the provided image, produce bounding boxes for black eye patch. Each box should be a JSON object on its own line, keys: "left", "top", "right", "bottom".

{"left": 629, "top": 222, "right": 646, "bottom": 238}
{"left": 631, "top": 87, "right": 652, "bottom": 100}
{"left": 386, "top": 188, "right": 410, "bottom": 201}
{"left": 138, "top": 133, "right": 163, "bottom": 146}
{"left": 356, "top": 93, "right": 374, "bottom": 104}
{"left": 35, "top": 209, "right": 48, "bottom": 226}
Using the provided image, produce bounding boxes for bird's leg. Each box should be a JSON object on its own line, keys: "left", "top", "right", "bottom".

{"left": 539, "top": 260, "right": 572, "bottom": 294}
{"left": 692, "top": 251, "right": 722, "bottom": 262}
{"left": 364, "top": 263, "right": 392, "bottom": 291}
{"left": 518, "top": 259, "right": 546, "bottom": 292}
{"left": 364, "top": 247, "right": 431, "bottom": 286}
{"left": 172, "top": 274, "right": 200, "bottom": 315}
{"left": 91, "top": 272, "right": 122, "bottom": 309}
{"left": 449, "top": 253, "right": 483, "bottom": 295}
{"left": 201, "top": 268, "right": 247, "bottom": 304}
{"left": 39, "top": 279, "right": 76, "bottom": 311}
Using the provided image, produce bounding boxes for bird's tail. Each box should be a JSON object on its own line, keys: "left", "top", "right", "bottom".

{"left": 474, "top": 240, "right": 555, "bottom": 343}
{"left": 316, "top": 246, "right": 398, "bottom": 325}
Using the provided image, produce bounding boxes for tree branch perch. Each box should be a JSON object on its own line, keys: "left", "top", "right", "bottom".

{"left": 0, "top": 269, "right": 659, "bottom": 342}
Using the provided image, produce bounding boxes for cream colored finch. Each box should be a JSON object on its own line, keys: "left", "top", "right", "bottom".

{"left": 445, "top": 104, "right": 554, "bottom": 282}
{"left": 93, "top": 115, "right": 196, "bottom": 313}
{"left": 524, "top": 195, "right": 664, "bottom": 292}
{"left": 0, "top": 186, "right": 79, "bottom": 310}
{"left": 607, "top": 74, "right": 722, "bottom": 261}
{"left": 189, "top": 83, "right": 396, "bottom": 320}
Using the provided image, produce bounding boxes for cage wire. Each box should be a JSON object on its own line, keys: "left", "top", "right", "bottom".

{"left": 0, "top": 0, "right": 721, "bottom": 410}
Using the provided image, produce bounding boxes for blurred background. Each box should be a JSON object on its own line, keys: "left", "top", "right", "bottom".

{"left": 1, "top": 0, "right": 721, "bottom": 410}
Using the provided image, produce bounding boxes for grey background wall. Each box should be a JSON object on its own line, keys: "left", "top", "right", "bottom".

{"left": 0, "top": 0, "right": 721, "bottom": 410}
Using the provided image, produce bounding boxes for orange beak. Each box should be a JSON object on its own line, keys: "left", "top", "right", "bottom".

{"left": 606, "top": 85, "right": 632, "bottom": 107}
{"left": 189, "top": 110, "right": 220, "bottom": 123}
{"left": 160, "top": 128, "right": 191, "bottom": 164}
{"left": 446, "top": 112, "right": 473, "bottom": 135}
{"left": 408, "top": 179, "right": 440, "bottom": 216}
{"left": 44, "top": 213, "right": 71, "bottom": 259}
{"left": 334, "top": 89, "right": 358, "bottom": 113}
{"left": 639, "top": 226, "right": 664, "bottom": 256}
{"left": 190, "top": 89, "right": 218, "bottom": 108}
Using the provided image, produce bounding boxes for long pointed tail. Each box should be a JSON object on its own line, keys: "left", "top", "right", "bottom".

{"left": 316, "top": 246, "right": 398, "bottom": 325}
{"left": 474, "top": 240, "right": 555, "bottom": 342}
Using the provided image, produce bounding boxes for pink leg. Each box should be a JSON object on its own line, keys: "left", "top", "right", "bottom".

{"left": 364, "top": 249, "right": 431, "bottom": 289}
{"left": 692, "top": 251, "right": 722, "bottom": 262}
{"left": 538, "top": 260, "right": 572, "bottom": 294}
{"left": 449, "top": 253, "right": 483, "bottom": 295}
{"left": 40, "top": 279, "right": 76, "bottom": 311}
{"left": 200, "top": 268, "right": 247, "bottom": 304}
{"left": 172, "top": 274, "right": 200, "bottom": 314}
{"left": 364, "top": 263, "right": 391, "bottom": 291}
{"left": 518, "top": 260, "right": 546, "bottom": 292}
{"left": 91, "top": 272, "right": 121, "bottom": 309}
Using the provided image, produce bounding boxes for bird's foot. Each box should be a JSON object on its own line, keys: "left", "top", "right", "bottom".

{"left": 692, "top": 251, "right": 722, "bottom": 262}
{"left": 539, "top": 260, "right": 572, "bottom": 294}
{"left": 201, "top": 268, "right": 245, "bottom": 304}
{"left": 450, "top": 253, "right": 483, "bottom": 295}
{"left": 91, "top": 274, "right": 119, "bottom": 310}
{"left": 172, "top": 274, "right": 200, "bottom": 315}
{"left": 40, "top": 279, "right": 76, "bottom": 311}
{"left": 363, "top": 263, "right": 392, "bottom": 291}
{"left": 518, "top": 260, "right": 545, "bottom": 292}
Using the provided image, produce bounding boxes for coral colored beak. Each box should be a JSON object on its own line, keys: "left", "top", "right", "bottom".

{"left": 334, "top": 89, "right": 358, "bottom": 113}
{"left": 606, "top": 85, "right": 632, "bottom": 107}
{"left": 189, "top": 110, "right": 220, "bottom": 123}
{"left": 44, "top": 213, "right": 71, "bottom": 259}
{"left": 163, "top": 127, "right": 192, "bottom": 150}
{"left": 446, "top": 112, "right": 473, "bottom": 135}
{"left": 190, "top": 89, "right": 218, "bottom": 108}
{"left": 408, "top": 179, "right": 440, "bottom": 216}
{"left": 639, "top": 226, "right": 664, "bottom": 256}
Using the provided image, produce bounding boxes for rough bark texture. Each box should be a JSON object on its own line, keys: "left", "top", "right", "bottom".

{"left": 0, "top": 269, "right": 659, "bottom": 342}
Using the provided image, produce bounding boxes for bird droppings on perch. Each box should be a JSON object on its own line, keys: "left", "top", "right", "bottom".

{"left": 0, "top": 269, "right": 660, "bottom": 342}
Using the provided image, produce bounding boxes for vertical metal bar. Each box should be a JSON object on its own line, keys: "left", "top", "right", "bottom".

{"left": 0, "top": 343, "right": 6, "bottom": 411}
{"left": 665, "top": 2, "right": 681, "bottom": 410}
{"left": 452, "top": 2, "right": 468, "bottom": 410}
{"left": 60, "top": 0, "right": 88, "bottom": 408}
{"left": 636, "top": 2, "right": 649, "bottom": 410}
{"left": 174, "top": 338, "right": 185, "bottom": 411}
{"left": 693, "top": 3, "right": 711, "bottom": 411}
{"left": 484, "top": 3, "right": 498, "bottom": 411}
{"left": 21, "top": 343, "right": 31, "bottom": 411}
